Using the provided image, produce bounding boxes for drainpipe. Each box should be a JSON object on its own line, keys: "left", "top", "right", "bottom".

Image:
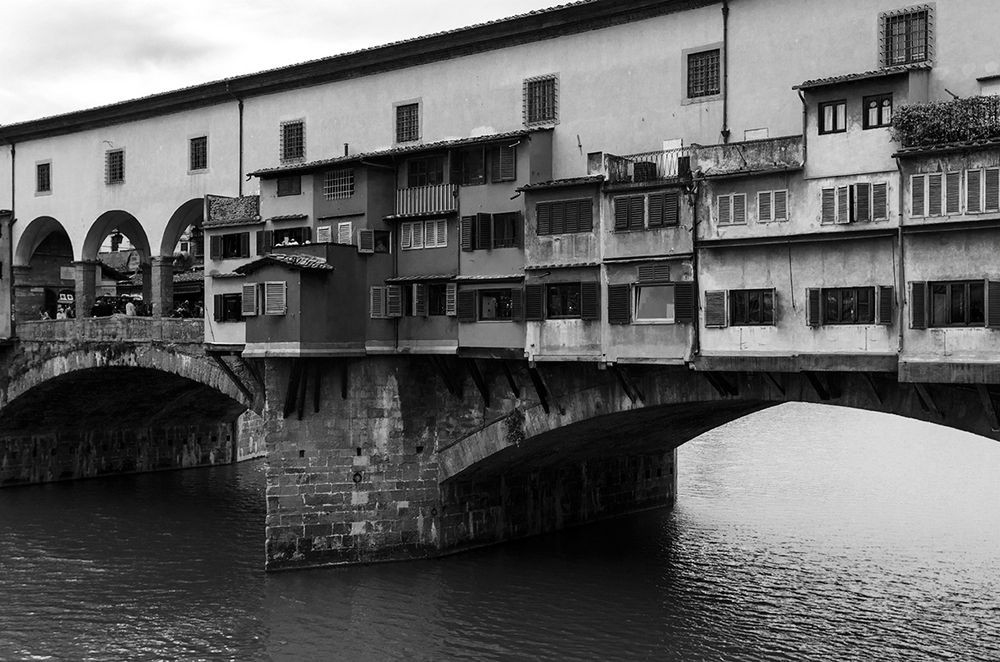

{"left": 690, "top": 176, "right": 701, "bottom": 359}
{"left": 6, "top": 139, "right": 15, "bottom": 339}
{"left": 895, "top": 157, "right": 906, "bottom": 355}
{"left": 797, "top": 90, "right": 808, "bottom": 166}
{"left": 721, "top": 1, "right": 731, "bottom": 144}
{"left": 225, "top": 82, "right": 244, "bottom": 197}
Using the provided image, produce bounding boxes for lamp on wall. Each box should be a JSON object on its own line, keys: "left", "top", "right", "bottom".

{"left": 110, "top": 229, "right": 123, "bottom": 252}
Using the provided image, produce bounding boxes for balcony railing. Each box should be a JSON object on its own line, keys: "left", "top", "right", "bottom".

{"left": 606, "top": 148, "right": 690, "bottom": 184}
{"left": 893, "top": 95, "right": 1000, "bottom": 148}
{"left": 395, "top": 183, "right": 459, "bottom": 216}
{"left": 18, "top": 317, "right": 204, "bottom": 343}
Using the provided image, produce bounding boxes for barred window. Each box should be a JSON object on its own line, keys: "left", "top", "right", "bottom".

{"left": 189, "top": 136, "right": 208, "bottom": 171}
{"left": 280, "top": 120, "right": 305, "bottom": 161}
{"left": 396, "top": 103, "right": 419, "bottom": 143}
{"left": 276, "top": 176, "right": 301, "bottom": 197}
{"left": 883, "top": 8, "right": 930, "bottom": 66}
{"left": 36, "top": 162, "right": 51, "bottom": 193}
{"left": 524, "top": 75, "right": 558, "bottom": 125}
{"left": 105, "top": 149, "right": 124, "bottom": 185}
{"left": 323, "top": 169, "right": 354, "bottom": 199}
{"left": 687, "top": 49, "right": 721, "bottom": 99}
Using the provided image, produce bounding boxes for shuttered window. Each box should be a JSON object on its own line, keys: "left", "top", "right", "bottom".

{"left": 854, "top": 184, "right": 871, "bottom": 222}
{"left": 806, "top": 289, "right": 822, "bottom": 327}
{"left": 717, "top": 193, "right": 746, "bottom": 225}
{"left": 475, "top": 213, "right": 492, "bottom": 250}
{"left": 536, "top": 199, "right": 593, "bottom": 235}
{"left": 648, "top": 191, "right": 679, "bottom": 227}
{"left": 773, "top": 190, "right": 788, "bottom": 221}
{"left": 704, "top": 291, "right": 727, "bottom": 328}
{"left": 910, "top": 281, "right": 926, "bottom": 329}
{"left": 927, "top": 173, "right": 943, "bottom": 216}
{"left": 337, "top": 222, "right": 352, "bottom": 245}
{"left": 945, "top": 172, "right": 961, "bottom": 215}
{"left": 815, "top": 287, "right": 876, "bottom": 324}
{"left": 580, "top": 282, "right": 600, "bottom": 320}
{"left": 385, "top": 285, "right": 403, "bottom": 318}
{"left": 967, "top": 169, "right": 982, "bottom": 213}
{"left": 911, "top": 174, "right": 927, "bottom": 216}
{"left": 412, "top": 284, "right": 428, "bottom": 317}
{"left": 525, "top": 284, "right": 545, "bottom": 320}
{"left": 614, "top": 196, "right": 645, "bottom": 231}
{"left": 370, "top": 286, "right": 386, "bottom": 319}
{"left": 357, "top": 229, "right": 375, "bottom": 254}
{"left": 213, "top": 232, "right": 251, "bottom": 260}
{"left": 401, "top": 220, "right": 446, "bottom": 250}
{"left": 241, "top": 283, "right": 258, "bottom": 316}
{"left": 457, "top": 290, "right": 477, "bottom": 322}
{"left": 877, "top": 285, "right": 895, "bottom": 325}
{"left": 872, "top": 183, "right": 889, "bottom": 220}
{"left": 460, "top": 215, "right": 475, "bottom": 251}
{"left": 607, "top": 284, "right": 631, "bottom": 324}
{"left": 445, "top": 283, "right": 457, "bottom": 316}
{"left": 836, "top": 186, "right": 850, "bottom": 224}
{"left": 490, "top": 145, "right": 517, "bottom": 182}
{"left": 729, "top": 289, "right": 775, "bottom": 326}
{"left": 986, "top": 168, "right": 1000, "bottom": 212}
{"left": 637, "top": 264, "right": 671, "bottom": 283}
{"left": 674, "top": 282, "right": 695, "bottom": 323}
{"left": 256, "top": 230, "right": 273, "bottom": 256}
{"left": 758, "top": 191, "right": 772, "bottom": 222}
{"left": 263, "top": 281, "right": 287, "bottom": 316}
{"left": 315, "top": 226, "right": 332, "bottom": 244}
{"left": 821, "top": 188, "right": 837, "bottom": 225}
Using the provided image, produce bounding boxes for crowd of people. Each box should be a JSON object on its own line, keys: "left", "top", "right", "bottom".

{"left": 37, "top": 296, "right": 204, "bottom": 319}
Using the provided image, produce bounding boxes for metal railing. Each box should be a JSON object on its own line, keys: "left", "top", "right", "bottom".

{"left": 395, "top": 183, "right": 459, "bottom": 215}
{"left": 606, "top": 148, "right": 690, "bottom": 184}
{"left": 18, "top": 317, "right": 204, "bottom": 343}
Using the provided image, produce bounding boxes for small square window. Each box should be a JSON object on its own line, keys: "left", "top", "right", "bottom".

{"left": 819, "top": 100, "right": 847, "bottom": 134}
{"left": 524, "top": 75, "right": 558, "bottom": 125}
{"left": 635, "top": 285, "right": 676, "bottom": 323}
{"left": 480, "top": 289, "right": 513, "bottom": 321}
{"left": 323, "top": 169, "right": 354, "bottom": 199}
{"left": 276, "top": 176, "right": 301, "bottom": 197}
{"left": 280, "top": 120, "right": 305, "bottom": 162}
{"left": 729, "top": 289, "right": 775, "bottom": 326}
{"left": 105, "top": 149, "right": 125, "bottom": 185}
{"left": 882, "top": 7, "right": 931, "bottom": 66}
{"left": 396, "top": 103, "right": 419, "bottom": 143}
{"left": 189, "top": 136, "right": 208, "bottom": 171}
{"left": 687, "top": 49, "right": 721, "bottom": 99}
{"left": 36, "top": 162, "right": 51, "bottom": 193}
{"left": 863, "top": 94, "right": 893, "bottom": 129}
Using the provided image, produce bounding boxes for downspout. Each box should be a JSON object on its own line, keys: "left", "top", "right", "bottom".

{"left": 6, "top": 139, "right": 15, "bottom": 339}
{"left": 797, "top": 90, "right": 808, "bottom": 165}
{"left": 225, "top": 82, "right": 244, "bottom": 197}
{"left": 721, "top": 1, "right": 731, "bottom": 144}
{"left": 690, "top": 176, "right": 701, "bottom": 359}
{"left": 895, "top": 157, "right": 906, "bottom": 354}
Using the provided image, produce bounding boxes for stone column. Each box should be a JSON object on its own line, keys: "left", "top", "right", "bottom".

{"left": 149, "top": 256, "right": 175, "bottom": 317}
{"left": 73, "top": 261, "right": 98, "bottom": 319}
{"left": 11, "top": 265, "right": 34, "bottom": 325}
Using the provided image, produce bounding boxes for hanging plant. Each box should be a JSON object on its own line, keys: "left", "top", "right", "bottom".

{"left": 892, "top": 95, "right": 1000, "bottom": 147}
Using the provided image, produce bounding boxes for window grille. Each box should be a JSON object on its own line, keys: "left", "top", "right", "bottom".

{"left": 105, "top": 149, "right": 125, "bottom": 185}
{"left": 882, "top": 7, "right": 931, "bottom": 66}
{"left": 36, "top": 162, "right": 51, "bottom": 193}
{"left": 524, "top": 75, "right": 558, "bottom": 125}
{"left": 189, "top": 136, "right": 208, "bottom": 171}
{"left": 396, "top": 103, "right": 419, "bottom": 143}
{"left": 687, "top": 49, "right": 721, "bottom": 98}
{"left": 323, "top": 169, "right": 354, "bottom": 199}
{"left": 280, "top": 120, "right": 305, "bottom": 161}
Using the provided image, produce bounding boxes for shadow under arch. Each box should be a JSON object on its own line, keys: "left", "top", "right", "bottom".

{"left": 82, "top": 210, "right": 151, "bottom": 262}
{"left": 159, "top": 198, "right": 203, "bottom": 258}
{"left": 14, "top": 215, "right": 73, "bottom": 267}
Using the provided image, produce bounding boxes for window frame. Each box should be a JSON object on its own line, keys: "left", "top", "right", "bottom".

{"left": 105, "top": 148, "right": 125, "bottom": 185}
{"left": 633, "top": 284, "right": 676, "bottom": 324}
{"left": 728, "top": 288, "right": 776, "bottom": 326}
{"left": 400, "top": 220, "right": 447, "bottom": 250}
{"left": 427, "top": 283, "right": 449, "bottom": 316}
{"left": 881, "top": 6, "right": 932, "bottom": 67}
{"left": 928, "top": 280, "right": 986, "bottom": 328}
{"left": 545, "top": 282, "right": 582, "bottom": 320}
{"left": 716, "top": 193, "right": 747, "bottom": 225}
{"left": 217, "top": 292, "right": 243, "bottom": 323}
{"left": 322, "top": 169, "right": 354, "bottom": 199}
{"left": 406, "top": 155, "right": 445, "bottom": 188}
{"left": 395, "top": 101, "right": 420, "bottom": 144}
{"left": 189, "top": 135, "right": 208, "bottom": 172}
{"left": 821, "top": 287, "right": 876, "bottom": 325}
{"left": 276, "top": 176, "right": 302, "bottom": 197}
{"left": 819, "top": 100, "right": 848, "bottom": 135}
{"left": 523, "top": 74, "right": 559, "bottom": 126}
{"left": 36, "top": 161, "right": 51, "bottom": 195}
{"left": 280, "top": 119, "right": 305, "bottom": 163}
{"left": 535, "top": 198, "right": 594, "bottom": 235}
{"left": 479, "top": 288, "right": 515, "bottom": 322}
{"left": 862, "top": 94, "right": 893, "bottom": 130}
{"left": 685, "top": 47, "right": 722, "bottom": 101}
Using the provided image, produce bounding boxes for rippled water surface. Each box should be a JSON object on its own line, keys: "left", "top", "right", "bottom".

{"left": 2, "top": 402, "right": 999, "bottom": 661}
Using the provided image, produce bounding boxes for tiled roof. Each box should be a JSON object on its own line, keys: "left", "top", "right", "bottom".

{"left": 234, "top": 253, "right": 334, "bottom": 275}
{"left": 518, "top": 175, "right": 604, "bottom": 191}
{"left": 266, "top": 214, "right": 308, "bottom": 222}
{"left": 893, "top": 138, "right": 1000, "bottom": 157}
{"left": 384, "top": 273, "right": 456, "bottom": 283}
{"left": 525, "top": 261, "right": 600, "bottom": 270}
{"left": 249, "top": 129, "right": 541, "bottom": 177}
{"left": 793, "top": 62, "right": 930, "bottom": 90}
{"left": 453, "top": 274, "right": 525, "bottom": 282}
{"left": 203, "top": 217, "right": 262, "bottom": 229}
{"left": 211, "top": 272, "right": 245, "bottom": 279}
{"left": 700, "top": 164, "right": 804, "bottom": 180}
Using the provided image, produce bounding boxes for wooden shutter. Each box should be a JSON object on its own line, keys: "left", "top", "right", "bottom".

{"left": 255, "top": 231, "right": 265, "bottom": 256}
{"left": 733, "top": 193, "right": 747, "bottom": 225}
{"left": 629, "top": 196, "right": 645, "bottom": 231}
{"left": 986, "top": 168, "right": 1000, "bottom": 212}
{"left": 400, "top": 223, "right": 412, "bottom": 250}
{"left": 385, "top": 285, "right": 403, "bottom": 318}
{"left": 370, "top": 286, "right": 386, "bottom": 319}
{"left": 433, "top": 219, "right": 447, "bottom": 248}
{"left": 773, "top": 190, "right": 788, "bottom": 221}
{"left": 718, "top": 195, "right": 732, "bottom": 224}
{"left": 491, "top": 145, "right": 516, "bottom": 182}
{"left": 660, "top": 190, "right": 680, "bottom": 226}
{"left": 511, "top": 288, "right": 524, "bottom": 321}
{"left": 357, "top": 229, "right": 375, "bottom": 254}
{"left": 411, "top": 222, "right": 424, "bottom": 249}
{"left": 877, "top": 285, "right": 894, "bottom": 325}
{"left": 910, "top": 281, "right": 927, "bottom": 329}
{"left": 336, "top": 222, "right": 351, "bottom": 244}
{"left": 648, "top": 193, "right": 664, "bottom": 228}
{"left": 988, "top": 280, "right": 1000, "bottom": 328}
{"left": 260, "top": 231, "right": 274, "bottom": 255}
{"left": 945, "top": 172, "right": 961, "bottom": 215}
{"left": 835, "top": 186, "right": 851, "bottom": 224}
{"left": 821, "top": 188, "right": 836, "bottom": 224}
{"left": 580, "top": 281, "right": 600, "bottom": 320}
{"left": 551, "top": 201, "right": 567, "bottom": 234}
{"left": 213, "top": 294, "right": 223, "bottom": 322}
{"left": 927, "top": 173, "right": 943, "bottom": 216}
{"left": 413, "top": 284, "right": 427, "bottom": 316}
{"left": 525, "top": 284, "right": 545, "bottom": 320}
{"left": 674, "top": 282, "right": 695, "bottom": 323}
{"left": 239, "top": 232, "right": 250, "bottom": 258}
{"left": 210, "top": 235, "right": 222, "bottom": 260}
{"left": 578, "top": 199, "right": 594, "bottom": 232}
{"left": 461, "top": 215, "right": 475, "bottom": 251}
{"left": 854, "top": 183, "right": 871, "bottom": 222}
{"left": 607, "top": 284, "right": 631, "bottom": 324}
{"left": 457, "top": 289, "right": 477, "bottom": 322}
{"left": 806, "top": 288, "right": 822, "bottom": 326}
{"left": 513, "top": 211, "right": 524, "bottom": 248}
{"left": 316, "top": 225, "right": 333, "bottom": 244}
{"left": 241, "top": 283, "right": 257, "bottom": 316}
{"left": 758, "top": 191, "right": 773, "bottom": 222}
{"left": 872, "top": 183, "right": 888, "bottom": 220}
{"left": 445, "top": 282, "right": 457, "bottom": 316}
{"left": 614, "top": 197, "right": 629, "bottom": 231}
{"left": 704, "top": 291, "right": 727, "bottom": 328}
{"left": 536, "top": 202, "right": 551, "bottom": 235}
{"left": 911, "top": 174, "right": 926, "bottom": 217}
{"left": 475, "top": 213, "right": 492, "bottom": 250}
{"left": 637, "top": 264, "right": 670, "bottom": 282}
{"left": 263, "top": 281, "right": 286, "bottom": 315}
{"left": 967, "top": 169, "right": 982, "bottom": 213}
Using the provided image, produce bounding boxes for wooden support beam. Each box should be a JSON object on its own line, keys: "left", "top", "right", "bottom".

{"left": 313, "top": 359, "right": 323, "bottom": 413}
{"left": 764, "top": 371, "right": 785, "bottom": 397}
{"left": 611, "top": 364, "right": 644, "bottom": 403}
{"left": 527, "top": 365, "right": 551, "bottom": 415}
{"left": 237, "top": 356, "right": 265, "bottom": 392}
{"left": 430, "top": 356, "right": 462, "bottom": 399}
{"left": 296, "top": 359, "right": 309, "bottom": 420}
{"left": 803, "top": 371, "right": 830, "bottom": 401}
{"left": 211, "top": 354, "right": 255, "bottom": 403}
{"left": 913, "top": 383, "right": 942, "bottom": 418}
{"left": 976, "top": 384, "right": 1000, "bottom": 431}
{"left": 283, "top": 359, "right": 303, "bottom": 419}
{"left": 501, "top": 360, "right": 521, "bottom": 398}
{"left": 465, "top": 358, "right": 490, "bottom": 407}
{"left": 862, "top": 372, "right": 883, "bottom": 406}
{"left": 703, "top": 371, "right": 737, "bottom": 398}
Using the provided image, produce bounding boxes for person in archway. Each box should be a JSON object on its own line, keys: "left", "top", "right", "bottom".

{"left": 125, "top": 298, "right": 137, "bottom": 317}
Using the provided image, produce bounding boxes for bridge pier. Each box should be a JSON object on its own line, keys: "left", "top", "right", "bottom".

{"left": 149, "top": 256, "right": 174, "bottom": 317}
{"left": 73, "top": 260, "right": 97, "bottom": 319}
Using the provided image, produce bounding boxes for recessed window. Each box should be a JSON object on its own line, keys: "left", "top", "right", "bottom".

{"left": 406, "top": 155, "right": 445, "bottom": 187}
{"left": 36, "top": 162, "right": 51, "bottom": 194}
{"left": 428, "top": 283, "right": 448, "bottom": 316}
{"left": 882, "top": 7, "right": 931, "bottom": 66}
{"left": 635, "top": 285, "right": 676, "bottom": 323}
{"left": 716, "top": 193, "right": 747, "bottom": 225}
{"left": 280, "top": 120, "right": 305, "bottom": 162}
{"left": 396, "top": 103, "right": 419, "bottom": 143}
{"left": 323, "top": 169, "right": 354, "bottom": 199}
{"left": 454, "top": 146, "right": 485, "bottom": 186}
{"left": 687, "top": 49, "right": 721, "bottom": 99}
{"left": 546, "top": 283, "right": 582, "bottom": 319}
{"left": 535, "top": 199, "right": 594, "bottom": 235}
{"left": 930, "top": 281, "right": 985, "bottom": 327}
{"left": 400, "top": 219, "right": 447, "bottom": 250}
{"left": 819, "top": 101, "right": 847, "bottom": 134}
{"left": 276, "top": 176, "right": 301, "bottom": 197}
{"left": 822, "top": 287, "right": 876, "bottom": 324}
{"left": 524, "top": 74, "right": 558, "bottom": 125}
{"left": 105, "top": 149, "right": 125, "bottom": 185}
{"left": 729, "top": 289, "right": 775, "bottom": 326}
{"left": 480, "top": 289, "right": 514, "bottom": 321}
{"left": 189, "top": 136, "right": 208, "bottom": 171}
{"left": 209, "top": 232, "right": 250, "bottom": 260}
{"left": 214, "top": 293, "right": 243, "bottom": 322}
{"left": 863, "top": 94, "right": 893, "bottom": 129}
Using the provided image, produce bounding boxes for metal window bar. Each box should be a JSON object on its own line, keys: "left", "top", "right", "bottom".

{"left": 527, "top": 77, "right": 556, "bottom": 124}
{"left": 396, "top": 104, "right": 419, "bottom": 142}
{"left": 323, "top": 169, "right": 355, "bottom": 199}
{"left": 281, "top": 121, "right": 304, "bottom": 161}
{"left": 688, "top": 50, "right": 720, "bottom": 98}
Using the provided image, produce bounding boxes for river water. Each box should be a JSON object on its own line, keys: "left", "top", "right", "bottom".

{"left": 1, "top": 402, "right": 999, "bottom": 661}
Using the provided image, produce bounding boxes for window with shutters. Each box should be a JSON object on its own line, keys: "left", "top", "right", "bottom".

{"left": 276, "top": 176, "right": 301, "bottom": 197}
{"left": 479, "top": 289, "right": 514, "bottom": 321}
{"left": 820, "top": 287, "right": 876, "bottom": 324}
{"left": 729, "top": 289, "right": 775, "bottom": 326}
{"left": 929, "top": 281, "right": 985, "bottom": 327}
{"left": 273, "top": 226, "right": 311, "bottom": 247}
{"left": 453, "top": 147, "right": 486, "bottom": 186}
{"left": 524, "top": 74, "right": 558, "bottom": 126}
{"left": 36, "top": 161, "right": 51, "bottom": 194}
{"left": 189, "top": 136, "right": 208, "bottom": 172}
{"left": 965, "top": 168, "right": 1000, "bottom": 214}
{"left": 686, "top": 49, "right": 721, "bottom": 99}
{"left": 546, "top": 283, "right": 581, "bottom": 318}
{"left": 757, "top": 190, "right": 788, "bottom": 222}
{"left": 634, "top": 285, "right": 676, "bottom": 323}
{"left": 819, "top": 101, "right": 847, "bottom": 135}
{"left": 406, "top": 155, "right": 445, "bottom": 187}
{"left": 395, "top": 102, "right": 419, "bottom": 143}
{"left": 336, "top": 222, "right": 352, "bottom": 245}
{"left": 262, "top": 282, "right": 286, "bottom": 315}
{"left": 614, "top": 195, "right": 645, "bottom": 232}
{"left": 105, "top": 148, "right": 124, "bottom": 185}
{"left": 323, "top": 169, "right": 354, "bottom": 199}
{"left": 280, "top": 120, "right": 305, "bottom": 162}
{"left": 716, "top": 193, "right": 747, "bottom": 225}
{"left": 241, "top": 283, "right": 258, "bottom": 317}
{"left": 400, "top": 220, "right": 446, "bottom": 250}
{"left": 648, "top": 191, "right": 679, "bottom": 227}
{"left": 881, "top": 6, "right": 932, "bottom": 67}
{"left": 863, "top": 94, "right": 893, "bottom": 129}
{"left": 492, "top": 213, "right": 519, "bottom": 248}
{"left": 535, "top": 199, "right": 593, "bottom": 235}
{"left": 822, "top": 182, "right": 888, "bottom": 224}
{"left": 428, "top": 283, "right": 449, "bottom": 316}
{"left": 911, "top": 173, "right": 948, "bottom": 217}
{"left": 490, "top": 144, "right": 517, "bottom": 182}
{"left": 213, "top": 232, "right": 250, "bottom": 260}
{"left": 215, "top": 293, "right": 243, "bottom": 323}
